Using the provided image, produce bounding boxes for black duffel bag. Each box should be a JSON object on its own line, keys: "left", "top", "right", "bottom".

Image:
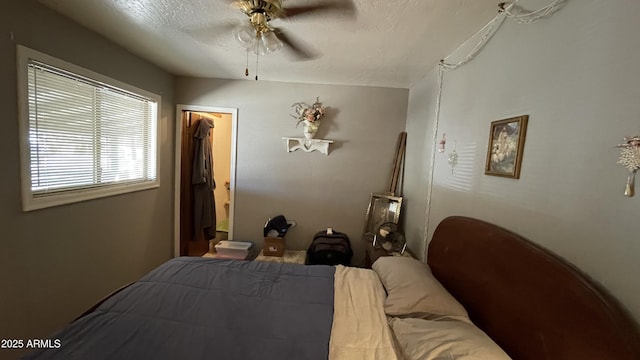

{"left": 306, "top": 228, "right": 353, "bottom": 266}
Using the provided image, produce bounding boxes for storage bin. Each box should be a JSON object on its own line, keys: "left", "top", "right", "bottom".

{"left": 214, "top": 240, "right": 253, "bottom": 260}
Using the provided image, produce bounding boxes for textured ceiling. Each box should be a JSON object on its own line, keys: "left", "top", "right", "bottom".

{"left": 39, "top": 0, "right": 499, "bottom": 88}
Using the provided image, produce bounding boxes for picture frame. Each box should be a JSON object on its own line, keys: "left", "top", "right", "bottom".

{"left": 362, "top": 193, "right": 403, "bottom": 242}
{"left": 484, "top": 115, "right": 529, "bottom": 179}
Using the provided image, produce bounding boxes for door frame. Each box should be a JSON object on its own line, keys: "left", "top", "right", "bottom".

{"left": 174, "top": 104, "right": 238, "bottom": 257}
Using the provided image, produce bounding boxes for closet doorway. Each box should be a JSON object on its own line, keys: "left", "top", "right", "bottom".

{"left": 174, "top": 105, "right": 238, "bottom": 257}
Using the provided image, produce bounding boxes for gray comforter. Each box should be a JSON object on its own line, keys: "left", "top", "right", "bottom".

{"left": 26, "top": 257, "right": 336, "bottom": 360}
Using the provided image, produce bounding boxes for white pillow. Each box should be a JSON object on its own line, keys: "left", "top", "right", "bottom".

{"left": 372, "top": 256, "right": 469, "bottom": 319}
{"left": 390, "top": 317, "right": 512, "bottom": 360}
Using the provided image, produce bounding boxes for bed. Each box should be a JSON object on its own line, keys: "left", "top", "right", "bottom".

{"left": 26, "top": 216, "right": 640, "bottom": 359}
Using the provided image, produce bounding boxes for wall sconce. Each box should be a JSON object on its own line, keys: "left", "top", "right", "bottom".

{"left": 617, "top": 136, "right": 640, "bottom": 197}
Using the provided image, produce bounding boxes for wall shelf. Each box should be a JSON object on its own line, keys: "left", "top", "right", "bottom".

{"left": 282, "top": 137, "right": 334, "bottom": 155}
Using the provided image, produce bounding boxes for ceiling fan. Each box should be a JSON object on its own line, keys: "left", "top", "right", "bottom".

{"left": 227, "top": 0, "right": 356, "bottom": 78}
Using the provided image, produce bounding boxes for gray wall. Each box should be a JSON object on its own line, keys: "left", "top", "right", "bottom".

{"left": 404, "top": 0, "right": 640, "bottom": 322}
{"left": 0, "top": 0, "right": 175, "bottom": 353}
{"left": 175, "top": 77, "right": 408, "bottom": 263}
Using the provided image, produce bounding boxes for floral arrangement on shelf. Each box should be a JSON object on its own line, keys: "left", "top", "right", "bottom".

{"left": 291, "top": 97, "right": 326, "bottom": 128}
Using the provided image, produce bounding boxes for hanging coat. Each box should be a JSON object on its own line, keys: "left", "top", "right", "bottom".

{"left": 192, "top": 118, "right": 217, "bottom": 240}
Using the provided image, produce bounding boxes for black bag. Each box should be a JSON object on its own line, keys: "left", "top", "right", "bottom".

{"left": 306, "top": 228, "right": 353, "bottom": 266}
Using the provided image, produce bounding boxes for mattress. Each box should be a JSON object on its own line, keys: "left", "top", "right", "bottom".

{"left": 25, "top": 257, "right": 336, "bottom": 360}
{"left": 26, "top": 257, "right": 400, "bottom": 360}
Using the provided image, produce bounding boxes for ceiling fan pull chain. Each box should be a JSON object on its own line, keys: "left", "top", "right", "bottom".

{"left": 255, "top": 41, "right": 260, "bottom": 81}
{"left": 245, "top": 48, "right": 249, "bottom": 77}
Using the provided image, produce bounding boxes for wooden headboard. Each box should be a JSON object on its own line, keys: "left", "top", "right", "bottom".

{"left": 427, "top": 216, "right": 640, "bottom": 360}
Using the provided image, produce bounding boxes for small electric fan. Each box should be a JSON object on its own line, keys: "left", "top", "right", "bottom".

{"left": 373, "top": 222, "right": 407, "bottom": 254}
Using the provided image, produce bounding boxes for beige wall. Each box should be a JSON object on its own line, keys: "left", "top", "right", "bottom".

{"left": 175, "top": 77, "right": 409, "bottom": 263}
{"left": 404, "top": 0, "right": 640, "bottom": 322}
{"left": 0, "top": 0, "right": 175, "bottom": 354}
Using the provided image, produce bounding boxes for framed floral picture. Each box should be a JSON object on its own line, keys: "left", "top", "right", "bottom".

{"left": 362, "top": 193, "right": 403, "bottom": 242}
{"left": 484, "top": 115, "right": 529, "bottom": 179}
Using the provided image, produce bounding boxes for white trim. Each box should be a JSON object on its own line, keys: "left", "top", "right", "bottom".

{"left": 174, "top": 105, "right": 238, "bottom": 257}
{"left": 16, "top": 45, "right": 161, "bottom": 211}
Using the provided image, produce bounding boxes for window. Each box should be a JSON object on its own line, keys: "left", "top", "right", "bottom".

{"left": 17, "top": 46, "right": 160, "bottom": 211}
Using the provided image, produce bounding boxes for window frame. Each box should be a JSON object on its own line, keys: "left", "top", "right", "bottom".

{"left": 16, "top": 45, "right": 161, "bottom": 211}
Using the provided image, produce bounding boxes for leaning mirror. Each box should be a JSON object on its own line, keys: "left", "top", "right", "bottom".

{"left": 362, "top": 193, "right": 403, "bottom": 242}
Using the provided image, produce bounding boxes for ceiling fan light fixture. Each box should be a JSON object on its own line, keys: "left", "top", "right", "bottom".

{"left": 251, "top": 36, "right": 267, "bottom": 56}
{"left": 261, "top": 30, "right": 283, "bottom": 52}
{"left": 233, "top": 25, "right": 255, "bottom": 49}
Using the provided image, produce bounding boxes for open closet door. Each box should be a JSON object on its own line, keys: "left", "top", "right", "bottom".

{"left": 179, "top": 112, "right": 211, "bottom": 256}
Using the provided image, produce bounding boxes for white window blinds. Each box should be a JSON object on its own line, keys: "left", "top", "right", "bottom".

{"left": 18, "top": 46, "right": 160, "bottom": 211}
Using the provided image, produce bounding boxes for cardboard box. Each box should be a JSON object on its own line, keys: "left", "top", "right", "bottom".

{"left": 263, "top": 237, "right": 285, "bottom": 257}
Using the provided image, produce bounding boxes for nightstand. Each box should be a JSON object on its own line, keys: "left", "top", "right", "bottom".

{"left": 254, "top": 249, "right": 307, "bottom": 264}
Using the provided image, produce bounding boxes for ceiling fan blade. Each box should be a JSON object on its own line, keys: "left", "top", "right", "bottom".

{"left": 273, "top": 28, "right": 318, "bottom": 61}
{"left": 282, "top": 0, "right": 356, "bottom": 19}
